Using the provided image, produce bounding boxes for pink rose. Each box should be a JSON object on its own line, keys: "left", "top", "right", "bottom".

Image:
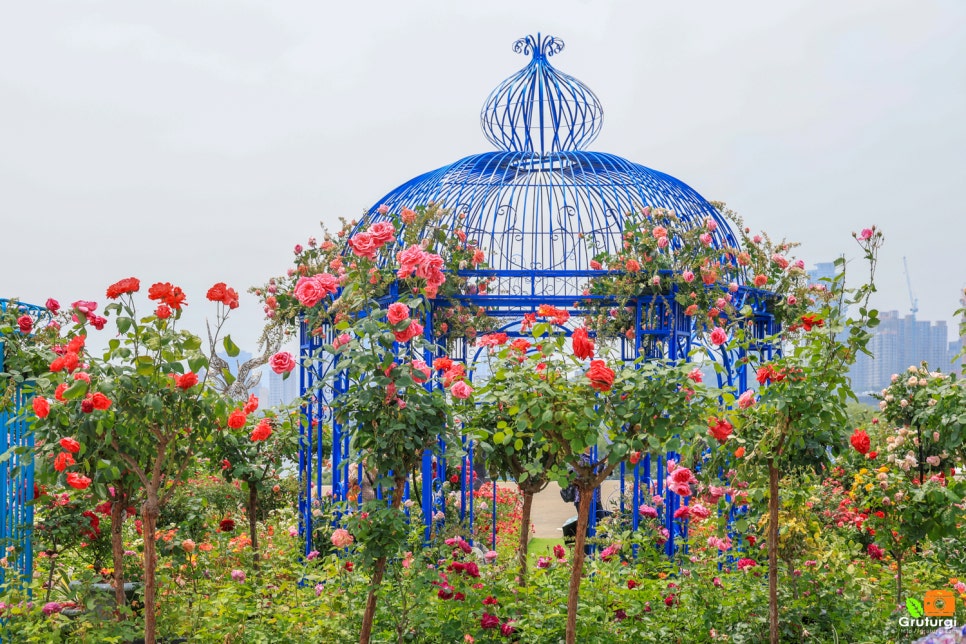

{"left": 348, "top": 232, "right": 377, "bottom": 259}
{"left": 294, "top": 275, "right": 330, "bottom": 308}
{"left": 368, "top": 221, "right": 396, "bottom": 246}
{"left": 858, "top": 228, "right": 874, "bottom": 240}
{"left": 682, "top": 270, "right": 695, "bottom": 283}
{"left": 450, "top": 381, "right": 473, "bottom": 399}
{"left": 270, "top": 351, "right": 296, "bottom": 374}
{"left": 386, "top": 302, "right": 410, "bottom": 326}
{"left": 737, "top": 390, "right": 756, "bottom": 409}
{"left": 331, "top": 528, "right": 354, "bottom": 549}
{"left": 709, "top": 327, "right": 727, "bottom": 346}
{"left": 45, "top": 298, "right": 60, "bottom": 313}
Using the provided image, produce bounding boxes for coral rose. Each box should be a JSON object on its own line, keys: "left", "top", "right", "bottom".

{"left": 106, "top": 277, "right": 141, "bottom": 299}
{"left": 32, "top": 397, "right": 50, "bottom": 419}
{"left": 450, "top": 381, "right": 473, "bottom": 399}
{"left": 709, "top": 327, "right": 727, "bottom": 346}
{"left": 89, "top": 392, "right": 112, "bottom": 410}
{"left": 331, "top": 528, "right": 354, "bottom": 549}
{"left": 250, "top": 420, "right": 272, "bottom": 442}
{"left": 59, "top": 437, "right": 81, "bottom": 453}
{"left": 347, "top": 232, "right": 377, "bottom": 259}
{"left": 586, "top": 360, "right": 615, "bottom": 392}
{"left": 175, "top": 372, "right": 198, "bottom": 390}
{"left": 571, "top": 327, "right": 594, "bottom": 360}
{"left": 66, "top": 472, "right": 91, "bottom": 490}
{"left": 386, "top": 302, "right": 410, "bottom": 326}
{"left": 227, "top": 410, "right": 247, "bottom": 429}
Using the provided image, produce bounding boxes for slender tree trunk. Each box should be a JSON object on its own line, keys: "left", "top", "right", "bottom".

{"left": 517, "top": 490, "right": 533, "bottom": 586}
{"left": 895, "top": 554, "right": 903, "bottom": 608}
{"left": 248, "top": 484, "right": 260, "bottom": 572}
{"left": 565, "top": 488, "right": 593, "bottom": 644}
{"left": 141, "top": 490, "right": 161, "bottom": 644}
{"left": 767, "top": 460, "right": 780, "bottom": 644}
{"left": 359, "top": 479, "right": 405, "bottom": 644}
{"left": 111, "top": 498, "right": 127, "bottom": 614}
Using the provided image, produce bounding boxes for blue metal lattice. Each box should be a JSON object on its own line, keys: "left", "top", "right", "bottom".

{"left": 0, "top": 299, "right": 50, "bottom": 593}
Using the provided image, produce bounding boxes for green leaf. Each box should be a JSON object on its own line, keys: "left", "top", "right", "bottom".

{"left": 183, "top": 335, "right": 202, "bottom": 351}
{"left": 906, "top": 598, "right": 924, "bottom": 618}
{"left": 222, "top": 368, "right": 236, "bottom": 386}
{"left": 63, "top": 379, "right": 89, "bottom": 400}
{"left": 223, "top": 335, "right": 240, "bottom": 358}
{"left": 116, "top": 317, "right": 133, "bottom": 334}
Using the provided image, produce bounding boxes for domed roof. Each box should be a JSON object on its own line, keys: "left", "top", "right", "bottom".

{"left": 358, "top": 34, "right": 737, "bottom": 279}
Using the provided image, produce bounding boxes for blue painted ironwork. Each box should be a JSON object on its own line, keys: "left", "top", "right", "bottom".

{"left": 300, "top": 34, "right": 778, "bottom": 558}
{"left": 0, "top": 299, "right": 52, "bottom": 592}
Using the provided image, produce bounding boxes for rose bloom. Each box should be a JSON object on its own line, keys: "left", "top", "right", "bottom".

{"left": 106, "top": 277, "right": 141, "bottom": 299}
{"left": 571, "top": 327, "right": 594, "bottom": 360}
{"left": 227, "top": 410, "right": 247, "bottom": 429}
{"left": 450, "top": 381, "right": 473, "bottom": 399}
{"left": 386, "top": 302, "right": 410, "bottom": 326}
{"left": 708, "top": 417, "right": 733, "bottom": 442}
{"left": 89, "top": 392, "right": 112, "bottom": 411}
{"left": 347, "top": 232, "right": 377, "bottom": 259}
{"left": 206, "top": 282, "right": 240, "bottom": 309}
{"left": 175, "top": 372, "right": 198, "bottom": 390}
{"left": 60, "top": 437, "right": 81, "bottom": 453}
{"left": 270, "top": 351, "right": 296, "bottom": 374}
{"left": 586, "top": 360, "right": 615, "bottom": 392}
{"left": 17, "top": 315, "right": 33, "bottom": 334}
{"left": 368, "top": 221, "right": 396, "bottom": 245}
{"left": 331, "top": 528, "right": 354, "bottom": 549}
{"left": 709, "top": 327, "right": 727, "bottom": 346}
{"left": 737, "top": 390, "right": 756, "bottom": 409}
{"left": 250, "top": 420, "right": 272, "bottom": 442}
{"left": 32, "top": 397, "right": 50, "bottom": 419}
{"left": 66, "top": 472, "right": 92, "bottom": 490}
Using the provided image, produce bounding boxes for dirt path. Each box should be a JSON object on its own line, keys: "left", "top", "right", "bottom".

{"left": 528, "top": 480, "right": 626, "bottom": 538}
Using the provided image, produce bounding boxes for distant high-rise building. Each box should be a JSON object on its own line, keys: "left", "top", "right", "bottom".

{"left": 266, "top": 368, "right": 299, "bottom": 407}
{"left": 849, "top": 310, "right": 954, "bottom": 402}
{"left": 808, "top": 262, "right": 837, "bottom": 286}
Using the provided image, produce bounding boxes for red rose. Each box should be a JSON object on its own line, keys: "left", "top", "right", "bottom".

{"left": 59, "top": 437, "right": 81, "bottom": 454}
{"left": 45, "top": 298, "right": 60, "bottom": 313}
{"left": 219, "top": 518, "right": 236, "bottom": 532}
{"left": 227, "top": 410, "right": 247, "bottom": 430}
{"left": 32, "top": 397, "right": 50, "bottom": 419}
{"left": 175, "top": 372, "right": 198, "bottom": 390}
{"left": 708, "top": 417, "right": 733, "bottom": 443}
{"left": 270, "top": 351, "right": 296, "bottom": 375}
{"left": 250, "top": 420, "right": 272, "bottom": 442}
{"left": 386, "top": 302, "right": 410, "bottom": 326}
{"left": 54, "top": 383, "right": 69, "bottom": 402}
{"left": 586, "top": 360, "right": 615, "bottom": 392}
{"left": 89, "top": 392, "right": 112, "bottom": 411}
{"left": 17, "top": 315, "right": 33, "bottom": 334}
{"left": 148, "top": 282, "right": 186, "bottom": 309}
{"left": 243, "top": 394, "right": 258, "bottom": 414}
{"left": 66, "top": 472, "right": 91, "bottom": 490}
{"left": 206, "top": 282, "right": 240, "bottom": 309}
{"left": 433, "top": 357, "right": 453, "bottom": 371}
{"left": 80, "top": 398, "right": 95, "bottom": 413}
{"left": 480, "top": 613, "right": 500, "bottom": 629}
{"left": 155, "top": 304, "right": 172, "bottom": 319}
{"left": 54, "top": 452, "right": 75, "bottom": 472}
{"left": 572, "top": 327, "right": 595, "bottom": 360}
{"left": 850, "top": 429, "right": 871, "bottom": 455}
{"left": 106, "top": 277, "right": 141, "bottom": 299}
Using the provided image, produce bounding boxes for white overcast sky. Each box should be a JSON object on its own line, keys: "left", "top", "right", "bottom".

{"left": 2, "top": 1, "right": 964, "bottom": 351}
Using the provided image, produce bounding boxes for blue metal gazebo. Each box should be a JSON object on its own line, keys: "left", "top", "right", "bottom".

{"left": 0, "top": 298, "right": 52, "bottom": 591}
{"left": 299, "top": 34, "right": 774, "bottom": 555}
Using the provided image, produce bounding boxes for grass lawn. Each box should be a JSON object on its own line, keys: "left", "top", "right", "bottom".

{"left": 528, "top": 537, "right": 565, "bottom": 555}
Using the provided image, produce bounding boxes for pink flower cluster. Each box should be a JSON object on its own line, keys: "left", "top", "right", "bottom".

{"left": 395, "top": 244, "right": 446, "bottom": 298}
{"left": 666, "top": 465, "right": 697, "bottom": 498}
{"left": 347, "top": 221, "right": 396, "bottom": 260}
{"left": 293, "top": 273, "right": 339, "bottom": 308}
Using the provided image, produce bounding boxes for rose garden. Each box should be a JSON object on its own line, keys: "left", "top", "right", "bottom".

{"left": 2, "top": 35, "right": 966, "bottom": 644}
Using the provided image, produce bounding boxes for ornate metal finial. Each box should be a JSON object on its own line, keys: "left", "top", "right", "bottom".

{"left": 512, "top": 33, "right": 565, "bottom": 60}
{"left": 481, "top": 34, "right": 603, "bottom": 156}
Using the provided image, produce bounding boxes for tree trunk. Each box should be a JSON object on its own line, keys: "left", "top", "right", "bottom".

{"left": 359, "top": 479, "right": 405, "bottom": 644}
{"left": 517, "top": 490, "right": 533, "bottom": 586}
{"left": 141, "top": 491, "right": 161, "bottom": 644}
{"left": 248, "top": 483, "right": 260, "bottom": 572}
{"left": 565, "top": 487, "right": 593, "bottom": 644}
{"left": 111, "top": 498, "right": 127, "bottom": 614}
{"left": 896, "top": 555, "right": 903, "bottom": 608}
{"left": 767, "top": 459, "right": 780, "bottom": 644}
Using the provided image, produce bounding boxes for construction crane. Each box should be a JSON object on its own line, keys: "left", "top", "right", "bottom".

{"left": 902, "top": 256, "right": 918, "bottom": 317}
